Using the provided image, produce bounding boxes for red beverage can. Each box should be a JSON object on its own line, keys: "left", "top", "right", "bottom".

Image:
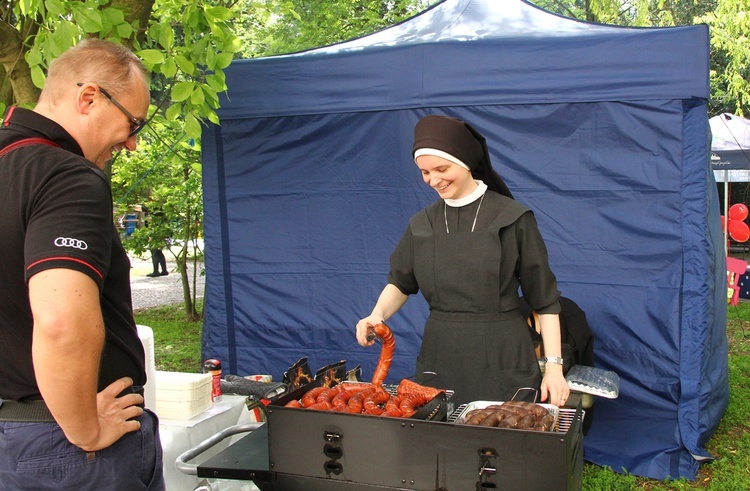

{"left": 203, "top": 359, "right": 223, "bottom": 402}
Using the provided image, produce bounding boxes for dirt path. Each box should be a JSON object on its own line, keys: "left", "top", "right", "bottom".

{"left": 129, "top": 253, "right": 205, "bottom": 311}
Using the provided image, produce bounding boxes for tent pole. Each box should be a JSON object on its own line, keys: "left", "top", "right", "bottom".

{"left": 725, "top": 170, "right": 729, "bottom": 258}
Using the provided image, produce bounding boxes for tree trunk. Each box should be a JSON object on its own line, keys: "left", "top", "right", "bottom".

{"left": 0, "top": 65, "right": 13, "bottom": 106}
{"left": 110, "top": 0, "right": 155, "bottom": 46}
{"left": 0, "top": 21, "right": 41, "bottom": 107}
{"left": 1, "top": 0, "right": 155, "bottom": 109}
{"left": 172, "top": 234, "right": 202, "bottom": 322}
{"left": 177, "top": 254, "right": 201, "bottom": 322}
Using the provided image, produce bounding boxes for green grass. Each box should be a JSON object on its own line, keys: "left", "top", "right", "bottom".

{"left": 134, "top": 303, "right": 203, "bottom": 373}
{"left": 137, "top": 301, "right": 750, "bottom": 489}
{"left": 580, "top": 302, "right": 750, "bottom": 490}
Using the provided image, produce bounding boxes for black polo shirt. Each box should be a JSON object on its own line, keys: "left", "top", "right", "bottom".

{"left": 0, "top": 107, "right": 145, "bottom": 401}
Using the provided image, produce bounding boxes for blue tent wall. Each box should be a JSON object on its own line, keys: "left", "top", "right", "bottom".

{"left": 201, "top": 0, "right": 727, "bottom": 480}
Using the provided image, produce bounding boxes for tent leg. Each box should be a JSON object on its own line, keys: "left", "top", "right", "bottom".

{"left": 725, "top": 171, "right": 729, "bottom": 257}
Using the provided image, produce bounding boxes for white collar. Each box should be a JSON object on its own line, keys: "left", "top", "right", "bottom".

{"left": 445, "top": 180, "right": 487, "bottom": 208}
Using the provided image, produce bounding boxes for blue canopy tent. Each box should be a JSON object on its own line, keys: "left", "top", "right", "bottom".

{"left": 201, "top": 0, "right": 727, "bottom": 480}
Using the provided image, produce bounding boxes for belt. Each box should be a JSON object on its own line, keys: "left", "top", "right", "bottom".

{"left": 117, "top": 385, "right": 145, "bottom": 407}
{"left": 0, "top": 399, "right": 55, "bottom": 422}
{"left": 0, "top": 386, "right": 145, "bottom": 423}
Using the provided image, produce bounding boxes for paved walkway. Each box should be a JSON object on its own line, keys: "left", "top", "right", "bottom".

{"left": 129, "top": 253, "right": 205, "bottom": 311}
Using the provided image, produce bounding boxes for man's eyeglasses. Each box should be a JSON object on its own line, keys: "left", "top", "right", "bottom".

{"left": 77, "top": 82, "right": 147, "bottom": 137}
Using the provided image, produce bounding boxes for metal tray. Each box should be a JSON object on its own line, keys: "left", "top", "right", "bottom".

{"left": 452, "top": 400, "right": 560, "bottom": 430}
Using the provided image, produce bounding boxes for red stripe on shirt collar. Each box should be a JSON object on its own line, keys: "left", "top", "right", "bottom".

{"left": 3, "top": 106, "right": 15, "bottom": 125}
{"left": 27, "top": 256, "right": 104, "bottom": 280}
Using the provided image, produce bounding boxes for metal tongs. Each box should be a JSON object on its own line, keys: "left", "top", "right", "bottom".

{"left": 511, "top": 387, "right": 539, "bottom": 403}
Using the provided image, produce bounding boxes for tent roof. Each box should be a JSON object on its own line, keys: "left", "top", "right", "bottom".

{"left": 713, "top": 169, "right": 750, "bottom": 182}
{"left": 218, "top": 0, "right": 709, "bottom": 119}
{"left": 711, "top": 113, "right": 750, "bottom": 170}
{"left": 711, "top": 113, "right": 750, "bottom": 152}
{"left": 304, "top": 0, "right": 617, "bottom": 51}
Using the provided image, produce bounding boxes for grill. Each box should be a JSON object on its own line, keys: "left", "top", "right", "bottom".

{"left": 197, "top": 380, "right": 585, "bottom": 491}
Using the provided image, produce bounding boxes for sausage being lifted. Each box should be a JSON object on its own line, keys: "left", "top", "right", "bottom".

{"left": 370, "top": 323, "right": 395, "bottom": 386}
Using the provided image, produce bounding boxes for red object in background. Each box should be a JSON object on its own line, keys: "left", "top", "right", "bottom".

{"left": 203, "top": 358, "right": 223, "bottom": 402}
{"left": 723, "top": 203, "right": 750, "bottom": 243}
{"left": 728, "top": 219, "right": 750, "bottom": 242}
{"left": 729, "top": 203, "right": 749, "bottom": 222}
{"left": 727, "top": 257, "right": 748, "bottom": 306}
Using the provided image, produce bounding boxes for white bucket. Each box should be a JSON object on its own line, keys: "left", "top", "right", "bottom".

{"left": 136, "top": 324, "right": 157, "bottom": 410}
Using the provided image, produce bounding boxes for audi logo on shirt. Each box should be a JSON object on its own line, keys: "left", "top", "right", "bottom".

{"left": 54, "top": 237, "right": 88, "bottom": 250}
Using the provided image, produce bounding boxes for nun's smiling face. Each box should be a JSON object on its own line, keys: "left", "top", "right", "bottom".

{"left": 416, "top": 154, "right": 477, "bottom": 200}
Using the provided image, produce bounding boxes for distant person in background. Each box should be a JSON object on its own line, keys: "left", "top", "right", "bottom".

{"left": 142, "top": 204, "right": 169, "bottom": 277}
{"left": 148, "top": 247, "right": 168, "bottom": 277}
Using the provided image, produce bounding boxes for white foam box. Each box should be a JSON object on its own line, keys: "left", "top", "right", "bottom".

{"left": 154, "top": 371, "right": 212, "bottom": 420}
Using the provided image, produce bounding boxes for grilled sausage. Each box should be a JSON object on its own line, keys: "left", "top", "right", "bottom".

{"left": 496, "top": 414, "right": 520, "bottom": 428}
{"left": 332, "top": 386, "right": 369, "bottom": 408}
{"left": 396, "top": 378, "right": 444, "bottom": 400}
{"left": 399, "top": 392, "right": 429, "bottom": 418}
{"left": 306, "top": 401, "right": 332, "bottom": 411}
{"left": 301, "top": 387, "right": 327, "bottom": 407}
{"left": 315, "top": 387, "right": 338, "bottom": 405}
{"left": 495, "top": 405, "right": 532, "bottom": 418}
{"left": 456, "top": 402, "right": 554, "bottom": 431}
{"left": 502, "top": 401, "right": 548, "bottom": 419}
{"left": 363, "top": 388, "right": 390, "bottom": 415}
{"left": 516, "top": 414, "right": 536, "bottom": 430}
{"left": 317, "top": 383, "right": 370, "bottom": 405}
{"left": 343, "top": 387, "right": 377, "bottom": 413}
{"left": 462, "top": 408, "right": 487, "bottom": 421}
{"left": 533, "top": 413, "right": 556, "bottom": 431}
{"left": 383, "top": 395, "right": 404, "bottom": 417}
{"left": 371, "top": 323, "right": 395, "bottom": 386}
{"left": 487, "top": 405, "right": 525, "bottom": 418}
{"left": 479, "top": 410, "right": 507, "bottom": 427}
{"left": 464, "top": 409, "right": 492, "bottom": 425}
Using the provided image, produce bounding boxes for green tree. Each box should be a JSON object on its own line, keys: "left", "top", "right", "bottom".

{"left": 532, "top": 0, "right": 652, "bottom": 24}
{"left": 0, "top": 0, "right": 248, "bottom": 320}
{"left": 111, "top": 124, "right": 204, "bottom": 321}
{"left": 240, "top": 0, "right": 439, "bottom": 57}
{"left": 532, "top": 0, "right": 745, "bottom": 116}
{"left": 697, "top": 0, "right": 750, "bottom": 116}
{"left": 0, "top": 0, "right": 243, "bottom": 132}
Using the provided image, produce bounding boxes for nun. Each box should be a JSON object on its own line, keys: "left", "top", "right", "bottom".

{"left": 355, "top": 114, "right": 569, "bottom": 407}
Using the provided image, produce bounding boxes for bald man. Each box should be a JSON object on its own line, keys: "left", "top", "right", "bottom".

{"left": 0, "top": 39, "right": 164, "bottom": 490}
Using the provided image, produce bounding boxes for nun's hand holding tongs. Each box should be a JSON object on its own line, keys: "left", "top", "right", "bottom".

{"left": 355, "top": 316, "right": 382, "bottom": 347}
